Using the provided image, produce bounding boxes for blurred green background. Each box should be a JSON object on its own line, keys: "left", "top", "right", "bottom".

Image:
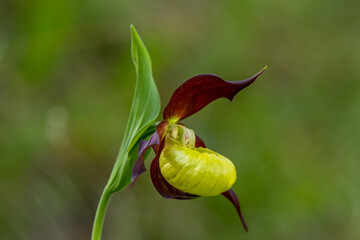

{"left": 1, "top": 0, "right": 360, "bottom": 239}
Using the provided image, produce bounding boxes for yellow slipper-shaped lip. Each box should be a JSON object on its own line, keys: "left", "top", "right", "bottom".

{"left": 160, "top": 145, "right": 236, "bottom": 196}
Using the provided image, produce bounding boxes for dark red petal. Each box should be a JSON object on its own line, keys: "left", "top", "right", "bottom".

{"left": 163, "top": 67, "right": 266, "bottom": 121}
{"left": 130, "top": 131, "right": 160, "bottom": 185}
{"left": 222, "top": 189, "right": 248, "bottom": 232}
{"left": 150, "top": 143, "right": 199, "bottom": 200}
{"left": 195, "top": 135, "right": 206, "bottom": 148}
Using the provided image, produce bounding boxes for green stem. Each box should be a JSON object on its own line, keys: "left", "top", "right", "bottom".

{"left": 91, "top": 189, "right": 112, "bottom": 240}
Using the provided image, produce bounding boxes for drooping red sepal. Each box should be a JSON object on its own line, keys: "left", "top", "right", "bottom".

{"left": 222, "top": 189, "right": 248, "bottom": 232}
{"left": 163, "top": 67, "right": 266, "bottom": 121}
{"left": 131, "top": 121, "right": 168, "bottom": 185}
{"left": 150, "top": 142, "right": 199, "bottom": 200}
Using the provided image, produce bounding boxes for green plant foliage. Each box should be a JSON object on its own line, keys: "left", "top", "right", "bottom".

{"left": 91, "top": 25, "right": 160, "bottom": 240}
{"left": 106, "top": 25, "right": 161, "bottom": 193}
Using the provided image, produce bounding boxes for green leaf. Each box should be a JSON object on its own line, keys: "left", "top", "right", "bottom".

{"left": 106, "top": 25, "right": 161, "bottom": 193}
{"left": 92, "top": 25, "right": 160, "bottom": 240}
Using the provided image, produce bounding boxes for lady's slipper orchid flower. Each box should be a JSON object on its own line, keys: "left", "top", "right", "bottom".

{"left": 131, "top": 68, "right": 266, "bottom": 232}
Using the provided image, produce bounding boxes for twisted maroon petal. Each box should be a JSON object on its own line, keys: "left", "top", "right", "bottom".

{"left": 163, "top": 67, "right": 266, "bottom": 121}
{"left": 131, "top": 121, "right": 169, "bottom": 185}
{"left": 130, "top": 131, "right": 160, "bottom": 185}
{"left": 192, "top": 133, "right": 248, "bottom": 230}
{"left": 222, "top": 189, "right": 248, "bottom": 232}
